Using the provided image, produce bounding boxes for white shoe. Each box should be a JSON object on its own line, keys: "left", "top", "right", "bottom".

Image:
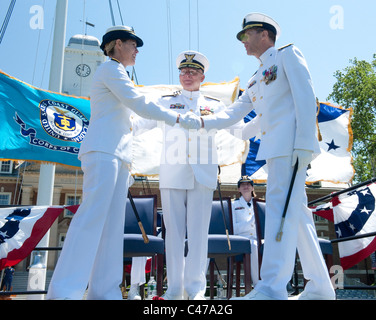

{"left": 230, "top": 289, "right": 275, "bottom": 300}
{"left": 127, "top": 285, "right": 141, "bottom": 300}
{"left": 161, "top": 292, "right": 184, "bottom": 300}
{"left": 188, "top": 292, "right": 206, "bottom": 300}
{"left": 289, "top": 291, "right": 336, "bottom": 300}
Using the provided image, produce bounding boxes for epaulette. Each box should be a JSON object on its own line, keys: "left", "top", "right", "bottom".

{"left": 204, "top": 95, "right": 221, "bottom": 102}
{"left": 278, "top": 43, "right": 293, "bottom": 51}
{"left": 162, "top": 90, "right": 181, "bottom": 98}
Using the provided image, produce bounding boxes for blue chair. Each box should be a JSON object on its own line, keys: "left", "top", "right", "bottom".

{"left": 207, "top": 198, "right": 252, "bottom": 299}
{"left": 253, "top": 198, "right": 266, "bottom": 279}
{"left": 123, "top": 194, "right": 164, "bottom": 297}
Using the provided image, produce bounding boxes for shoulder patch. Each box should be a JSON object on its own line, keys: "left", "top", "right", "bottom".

{"left": 278, "top": 43, "right": 293, "bottom": 51}
{"left": 162, "top": 90, "right": 181, "bottom": 98}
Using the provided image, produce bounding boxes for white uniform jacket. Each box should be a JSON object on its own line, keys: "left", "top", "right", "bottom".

{"left": 133, "top": 89, "right": 243, "bottom": 190}
{"left": 231, "top": 196, "right": 257, "bottom": 240}
{"left": 203, "top": 45, "right": 320, "bottom": 161}
{"left": 79, "top": 59, "right": 177, "bottom": 163}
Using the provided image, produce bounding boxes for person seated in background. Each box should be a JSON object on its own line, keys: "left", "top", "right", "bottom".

{"left": 231, "top": 176, "right": 259, "bottom": 286}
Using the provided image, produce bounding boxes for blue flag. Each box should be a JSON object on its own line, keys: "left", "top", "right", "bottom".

{"left": 0, "top": 71, "right": 90, "bottom": 168}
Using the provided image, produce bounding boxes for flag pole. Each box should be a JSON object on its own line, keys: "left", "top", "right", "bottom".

{"left": 27, "top": 0, "right": 68, "bottom": 300}
{"left": 308, "top": 177, "right": 376, "bottom": 206}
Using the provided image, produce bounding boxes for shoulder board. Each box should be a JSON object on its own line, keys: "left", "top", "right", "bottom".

{"left": 204, "top": 95, "right": 221, "bottom": 102}
{"left": 162, "top": 90, "right": 181, "bottom": 98}
{"left": 278, "top": 43, "right": 293, "bottom": 51}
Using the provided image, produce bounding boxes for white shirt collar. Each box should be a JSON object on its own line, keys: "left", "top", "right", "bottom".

{"left": 259, "top": 46, "right": 277, "bottom": 65}
{"left": 181, "top": 89, "right": 201, "bottom": 99}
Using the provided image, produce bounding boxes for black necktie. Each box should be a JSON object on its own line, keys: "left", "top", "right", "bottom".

{"left": 247, "top": 202, "right": 251, "bottom": 207}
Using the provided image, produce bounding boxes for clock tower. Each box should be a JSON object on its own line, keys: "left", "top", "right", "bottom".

{"left": 62, "top": 34, "right": 106, "bottom": 97}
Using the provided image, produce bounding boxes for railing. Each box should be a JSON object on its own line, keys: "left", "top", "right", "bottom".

{"left": 0, "top": 247, "right": 61, "bottom": 297}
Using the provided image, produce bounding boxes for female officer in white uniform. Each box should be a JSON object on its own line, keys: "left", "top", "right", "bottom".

{"left": 232, "top": 176, "right": 259, "bottom": 286}
{"left": 47, "top": 26, "right": 186, "bottom": 300}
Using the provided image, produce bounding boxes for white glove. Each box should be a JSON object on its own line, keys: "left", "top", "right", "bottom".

{"left": 292, "top": 149, "right": 312, "bottom": 170}
{"left": 242, "top": 115, "right": 261, "bottom": 140}
{"left": 179, "top": 112, "right": 202, "bottom": 130}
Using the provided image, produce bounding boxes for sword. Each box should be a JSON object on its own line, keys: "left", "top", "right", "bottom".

{"left": 128, "top": 190, "right": 149, "bottom": 244}
{"left": 276, "top": 159, "right": 299, "bottom": 242}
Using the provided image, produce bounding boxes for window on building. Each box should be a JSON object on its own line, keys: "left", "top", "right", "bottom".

{"left": 0, "top": 193, "right": 11, "bottom": 205}
{"left": 64, "top": 194, "right": 81, "bottom": 217}
{"left": 0, "top": 161, "right": 13, "bottom": 174}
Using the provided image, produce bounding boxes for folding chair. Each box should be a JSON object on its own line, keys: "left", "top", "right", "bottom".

{"left": 123, "top": 194, "right": 164, "bottom": 297}
{"left": 207, "top": 198, "right": 252, "bottom": 299}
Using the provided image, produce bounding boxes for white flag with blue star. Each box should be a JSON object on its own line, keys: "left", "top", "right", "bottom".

{"left": 306, "top": 102, "right": 354, "bottom": 184}
{"left": 243, "top": 102, "right": 354, "bottom": 184}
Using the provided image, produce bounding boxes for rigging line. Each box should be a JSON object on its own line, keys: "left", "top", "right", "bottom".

{"left": 0, "top": 0, "right": 16, "bottom": 44}
{"left": 32, "top": 0, "right": 48, "bottom": 87}
{"left": 188, "top": 0, "right": 191, "bottom": 50}
{"left": 196, "top": 0, "right": 200, "bottom": 52}
{"left": 39, "top": 13, "right": 54, "bottom": 88}
{"left": 31, "top": 21, "right": 43, "bottom": 85}
{"left": 166, "top": 0, "right": 173, "bottom": 84}
{"left": 108, "top": 0, "right": 116, "bottom": 26}
{"left": 116, "top": 0, "right": 124, "bottom": 25}
{"left": 79, "top": 0, "right": 87, "bottom": 97}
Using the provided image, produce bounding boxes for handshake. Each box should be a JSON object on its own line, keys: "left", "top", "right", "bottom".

{"left": 178, "top": 112, "right": 204, "bottom": 130}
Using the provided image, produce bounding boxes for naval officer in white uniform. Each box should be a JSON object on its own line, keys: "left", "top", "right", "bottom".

{"left": 160, "top": 51, "right": 224, "bottom": 300}
{"left": 181, "top": 13, "right": 335, "bottom": 300}
{"left": 46, "top": 26, "right": 194, "bottom": 300}
{"left": 133, "top": 50, "right": 242, "bottom": 300}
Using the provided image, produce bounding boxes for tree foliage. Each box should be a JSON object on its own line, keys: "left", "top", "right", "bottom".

{"left": 328, "top": 55, "right": 376, "bottom": 183}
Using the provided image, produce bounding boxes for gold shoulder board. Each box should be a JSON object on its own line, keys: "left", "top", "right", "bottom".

{"left": 278, "top": 43, "right": 293, "bottom": 51}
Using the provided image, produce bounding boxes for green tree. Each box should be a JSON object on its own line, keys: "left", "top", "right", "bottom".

{"left": 328, "top": 55, "right": 376, "bottom": 183}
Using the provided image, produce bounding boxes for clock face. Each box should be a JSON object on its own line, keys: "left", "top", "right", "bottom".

{"left": 76, "top": 64, "right": 91, "bottom": 77}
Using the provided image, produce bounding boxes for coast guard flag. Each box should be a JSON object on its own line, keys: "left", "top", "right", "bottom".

{"left": 242, "top": 102, "right": 354, "bottom": 184}
{"left": 0, "top": 205, "right": 78, "bottom": 270}
{"left": 0, "top": 70, "right": 247, "bottom": 175}
{"left": 312, "top": 182, "right": 376, "bottom": 269}
{"left": 0, "top": 70, "right": 90, "bottom": 168}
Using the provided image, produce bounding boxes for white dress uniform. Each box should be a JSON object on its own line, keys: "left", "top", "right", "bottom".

{"left": 203, "top": 14, "right": 335, "bottom": 299}
{"left": 231, "top": 196, "right": 259, "bottom": 285}
{"left": 131, "top": 50, "right": 244, "bottom": 299}
{"left": 159, "top": 89, "right": 226, "bottom": 298}
{"left": 47, "top": 26, "right": 178, "bottom": 300}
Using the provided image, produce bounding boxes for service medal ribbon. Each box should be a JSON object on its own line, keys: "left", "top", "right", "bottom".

{"left": 248, "top": 80, "right": 256, "bottom": 89}
{"left": 200, "top": 106, "right": 214, "bottom": 116}
{"left": 170, "top": 103, "right": 185, "bottom": 109}
{"left": 262, "top": 65, "right": 278, "bottom": 85}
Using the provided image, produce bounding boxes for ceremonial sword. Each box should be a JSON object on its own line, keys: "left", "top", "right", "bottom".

{"left": 128, "top": 189, "right": 149, "bottom": 244}
{"left": 276, "top": 159, "right": 299, "bottom": 242}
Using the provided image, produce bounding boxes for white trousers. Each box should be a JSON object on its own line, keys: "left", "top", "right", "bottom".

{"left": 255, "top": 156, "right": 334, "bottom": 300}
{"left": 130, "top": 257, "right": 147, "bottom": 286}
{"left": 249, "top": 238, "right": 259, "bottom": 285}
{"left": 47, "top": 152, "right": 130, "bottom": 300}
{"left": 161, "top": 180, "right": 213, "bottom": 297}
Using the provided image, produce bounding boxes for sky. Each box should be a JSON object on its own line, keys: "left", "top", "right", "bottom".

{"left": 0, "top": 0, "right": 376, "bottom": 104}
